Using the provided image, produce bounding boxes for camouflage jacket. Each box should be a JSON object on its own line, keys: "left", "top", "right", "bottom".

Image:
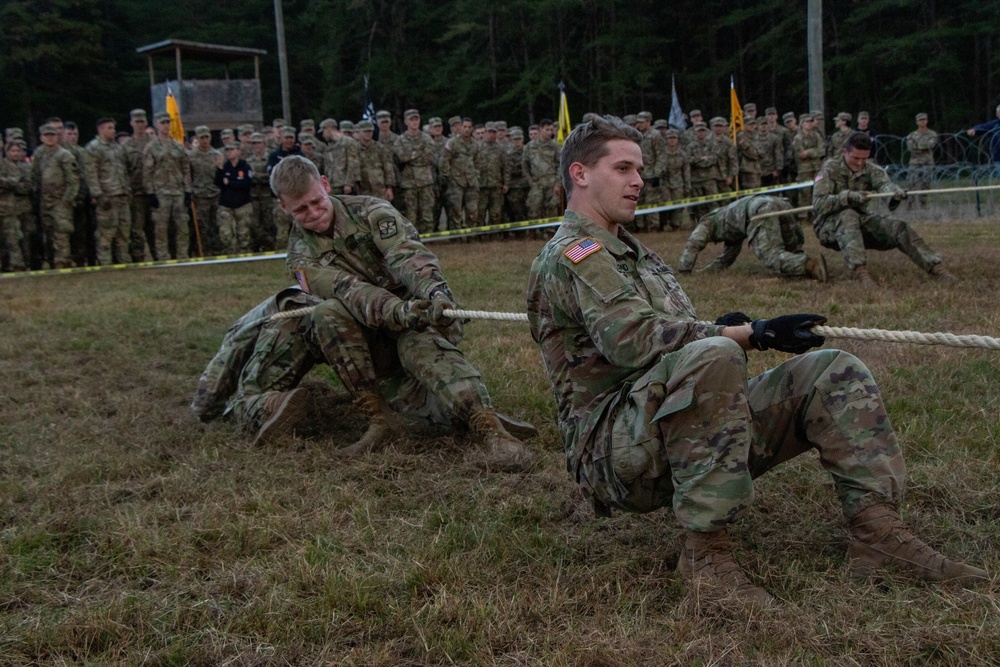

{"left": 358, "top": 140, "right": 396, "bottom": 192}
{"left": 475, "top": 141, "right": 509, "bottom": 188}
{"left": 662, "top": 145, "right": 691, "bottom": 192}
{"left": 906, "top": 130, "right": 937, "bottom": 166}
{"left": 189, "top": 147, "right": 222, "bottom": 198}
{"left": 526, "top": 210, "right": 722, "bottom": 495}
{"left": 505, "top": 144, "right": 528, "bottom": 189}
{"left": 812, "top": 155, "right": 901, "bottom": 227}
{"left": 394, "top": 131, "right": 437, "bottom": 188}
{"left": 828, "top": 128, "right": 851, "bottom": 157}
{"left": 285, "top": 195, "right": 449, "bottom": 328}
{"left": 325, "top": 136, "right": 362, "bottom": 189}
{"left": 440, "top": 136, "right": 479, "bottom": 188}
{"left": 522, "top": 137, "right": 559, "bottom": 185}
{"left": 755, "top": 130, "right": 784, "bottom": 174}
{"left": 31, "top": 144, "right": 80, "bottom": 203}
{"left": 639, "top": 129, "right": 667, "bottom": 180}
{"left": 190, "top": 287, "right": 323, "bottom": 422}
{"left": 736, "top": 131, "right": 761, "bottom": 175}
{"left": 677, "top": 195, "right": 793, "bottom": 271}
{"left": 84, "top": 136, "right": 130, "bottom": 198}
{"left": 793, "top": 130, "right": 826, "bottom": 173}
{"left": 710, "top": 134, "right": 737, "bottom": 182}
{"left": 0, "top": 158, "right": 32, "bottom": 215}
{"left": 245, "top": 153, "right": 272, "bottom": 199}
{"left": 143, "top": 137, "right": 192, "bottom": 196}
{"left": 687, "top": 137, "right": 717, "bottom": 184}
{"left": 122, "top": 134, "right": 153, "bottom": 195}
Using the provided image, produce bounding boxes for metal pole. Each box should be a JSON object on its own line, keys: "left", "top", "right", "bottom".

{"left": 274, "top": 0, "right": 292, "bottom": 122}
{"left": 807, "top": 0, "right": 824, "bottom": 130}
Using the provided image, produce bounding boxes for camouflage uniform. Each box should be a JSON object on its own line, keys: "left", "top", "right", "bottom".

{"left": 526, "top": 209, "right": 905, "bottom": 526}
{"left": 687, "top": 132, "right": 718, "bottom": 219}
{"left": 215, "top": 156, "right": 255, "bottom": 253}
{"left": 677, "top": 195, "right": 809, "bottom": 276}
{"left": 828, "top": 127, "right": 852, "bottom": 158}
{"left": 812, "top": 155, "right": 941, "bottom": 272}
{"left": 661, "top": 140, "right": 691, "bottom": 230}
{"left": 439, "top": 134, "right": 479, "bottom": 229}
{"left": 475, "top": 136, "right": 509, "bottom": 226}
{"left": 84, "top": 135, "right": 132, "bottom": 265}
{"left": 906, "top": 126, "right": 937, "bottom": 201}
{"left": 523, "top": 136, "right": 561, "bottom": 219}
{"left": 736, "top": 130, "right": 762, "bottom": 189}
{"left": 65, "top": 142, "right": 93, "bottom": 266}
{"left": 31, "top": 143, "right": 80, "bottom": 268}
{"left": 143, "top": 136, "right": 192, "bottom": 260}
{"left": 755, "top": 125, "right": 784, "bottom": 186}
{"left": 326, "top": 135, "right": 361, "bottom": 194}
{"left": 285, "top": 195, "right": 497, "bottom": 424}
{"left": 395, "top": 130, "right": 438, "bottom": 233}
{"left": 793, "top": 127, "right": 826, "bottom": 213}
{"left": 357, "top": 138, "right": 396, "bottom": 198}
{"left": 245, "top": 149, "right": 275, "bottom": 251}
{"left": 504, "top": 139, "right": 529, "bottom": 223}
{"left": 122, "top": 133, "right": 154, "bottom": 261}
{"left": 0, "top": 155, "right": 33, "bottom": 271}
{"left": 430, "top": 132, "right": 448, "bottom": 228}
{"left": 189, "top": 144, "right": 223, "bottom": 255}
{"left": 637, "top": 127, "right": 668, "bottom": 231}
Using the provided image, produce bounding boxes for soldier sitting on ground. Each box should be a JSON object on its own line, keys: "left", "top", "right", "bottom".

{"left": 677, "top": 194, "right": 827, "bottom": 281}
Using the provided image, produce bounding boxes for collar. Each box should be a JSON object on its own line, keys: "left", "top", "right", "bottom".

{"left": 562, "top": 210, "right": 636, "bottom": 258}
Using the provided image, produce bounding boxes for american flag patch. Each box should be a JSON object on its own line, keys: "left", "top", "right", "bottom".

{"left": 294, "top": 269, "right": 311, "bottom": 293}
{"left": 564, "top": 237, "right": 602, "bottom": 263}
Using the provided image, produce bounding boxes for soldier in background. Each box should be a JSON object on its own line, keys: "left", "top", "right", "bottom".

{"left": 756, "top": 118, "right": 784, "bottom": 187}
{"left": 427, "top": 117, "right": 447, "bottom": 229}
{"left": 523, "top": 118, "right": 561, "bottom": 220}
{"left": 395, "top": 108, "right": 439, "bottom": 233}
{"left": 0, "top": 139, "right": 33, "bottom": 271}
{"left": 299, "top": 135, "right": 326, "bottom": 176}
{"left": 60, "top": 121, "right": 95, "bottom": 266}
{"left": 84, "top": 117, "right": 132, "bottom": 265}
{"left": 780, "top": 112, "right": 799, "bottom": 182}
{"left": 743, "top": 102, "right": 757, "bottom": 121}
{"left": 31, "top": 124, "right": 80, "bottom": 268}
{"left": 214, "top": 142, "right": 255, "bottom": 253}
{"left": 376, "top": 110, "right": 399, "bottom": 151}
{"left": 906, "top": 112, "right": 937, "bottom": 207}
{"left": 828, "top": 112, "right": 853, "bottom": 156}
{"left": 736, "top": 118, "right": 762, "bottom": 190}
{"left": 792, "top": 113, "right": 826, "bottom": 218}
{"left": 504, "top": 127, "right": 529, "bottom": 224}
{"left": 635, "top": 111, "right": 667, "bottom": 232}
{"left": 143, "top": 112, "right": 192, "bottom": 260}
{"left": 475, "top": 122, "right": 509, "bottom": 227}
{"left": 356, "top": 120, "right": 395, "bottom": 202}
{"left": 122, "top": 109, "right": 155, "bottom": 262}
{"left": 528, "top": 124, "right": 539, "bottom": 141}
{"left": 687, "top": 122, "right": 718, "bottom": 219}
{"left": 440, "top": 117, "right": 479, "bottom": 228}
{"left": 189, "top": 125, "right": 222, "bottom": 255}
{"left": 244, "top": 132, "right": 275, "bottom": 251}
{"left": 682, "top": 109, "right": 704, "bottom": 146}
{"left": 661, "top": 128, "right": 691, "bottom": 231}
{"left": 322, "top": 120, "right": 361, "bottom": 196}
{"left": 709, "top": 117, "right": 737, "bottom": 194}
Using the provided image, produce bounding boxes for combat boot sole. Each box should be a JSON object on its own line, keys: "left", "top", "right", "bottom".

{"left": 254, "top": 388, "right": 310, "bottom": 446}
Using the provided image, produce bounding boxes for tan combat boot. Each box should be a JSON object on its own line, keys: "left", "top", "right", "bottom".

{"left": 493, "top": 411, "right": 539, "bottom": 441}
{"left": 853, "top": 265, "right": 878, "bottom": 288}
{"left": 929, "top": 263, "right": 959, "bottom": 284}
{"left": 804, "top": 254, "right": 828, "bottom": 282}
{"left": 339, "top": 391, "right": 394, "bottom": 457}
{"left": 677, "top": 528, "right": 774, "bottom": 605}
{"left": 254, "top": 388, "right": 311, "bottom": 445}
{"left": 847, "top": 504, "right": 988, "bottom": 585}
{"left": 468, "top": 407, "right": 535, "bottom": 471}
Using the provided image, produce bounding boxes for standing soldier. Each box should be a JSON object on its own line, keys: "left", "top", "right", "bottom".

{"left": 299, "top": 135, "right": 326, "bottom": 176}
{"left": 355, "top": 120, "right": 395, "bottom": 201}
{"left": 475, "top": 122, "right": 509, "bottom": 226}
{"left": 62, "top": 122, "right": 93, "bottom": 266}
{"left": 906, "top": 113, "right": 937, "bottom": 207}
{"left": 736, "top": 118, "right": 762, "bottom": 190}
{"left": 682, "top": 109, "right": 704, "bottom": 147}
{"left": 143, "top": 112, "right": 192, "bottom": 260}
{"left": 395, "top": 109, "right": 438, "bottom": 233}
{"left": 84, "top": 117, "right": 132, "bottom": 265}
{"left": 709, "top": 117, "right": 737, "bottom": 193}
{"left": 122, "top": 109, "right": 154, "bottom": 262}
{"left": 266, "top": 127, "right": 303, "bottom": 250}
{"left": 439, "top": 117, "right": 479, "bottom": 228}
{"left": 189, "top": 126, "right": 222, "bottom": 255}
{"left": 792, "top": 113, "right": 826, "bottom": 218}
{"left": 756, "top": 118, "right": 784, "bottom": 187}
{"left": 661, "top": 128, "right": 691, "bottom": 231}
{"left": 31, "top": 124, "right": 80, "bottom": 268}
{"left": 523, "top": 118, "right": 561, "bottom": 220}
{"left": 0, "top": 139, "right": 33, "bottom": 271}
{"left": 323, "top": 120, "right": 361, "bottom": 195}
{"left": 244, "top": 132, "right": 275, "bottom": 251}
{"left": 635, "top": 111, "right": 667, "bottom": 231}
{"left": 214, "top": 143, "right": 255, "bottom": 253}
{"left": 504, "top": 127, "right": 529, "bottom": 224}
{"left": 427, "top": 117, "right": 448, "bottom": 229}
{"left": 828, "top": 112, "right": 853, "bottom": 156}
{"left": 780, "top": 112, "right": 798, "bottom": 182}
{"left": 687, "top": 122, "right": 718, "bottom": 219}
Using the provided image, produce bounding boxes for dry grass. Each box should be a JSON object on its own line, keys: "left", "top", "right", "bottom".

{"left": 2, "top": 214, "right": 999, "bottom": 665}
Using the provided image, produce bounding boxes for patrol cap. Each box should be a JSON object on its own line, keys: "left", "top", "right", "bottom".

{"left": 765, "top": 106, "right": 778, "bottom": 115}
{"left": 495, "top": 120, "right": 507, "bottom": 130}
{"left": 376, "top": 110, "right": 391, "bottom": 121}
{"left": 744, "top": 117, "right": 758, "bottom": 126}
{"left": 782, "top": 111, "right": 796, "bottom": 122}
{"left": 665, "top": 128, "right": 680, "bottom": 138}
{"left": 272, "top": 118, "right": 287, "bottom": 127}
{"left": 280, "top": 127, "right": 297, "bottom": 138}
{"left": 509, "top": 125, "right": 523, "bottom": 135}
{"left": 220, "top": 129, "right": 235, "bottom": 138}
{"left": 653, "top": 119, "right": 668, "bottom": 129}
{"left": 403, "top": 108, "right": 419, "bottom": 119}
{"left": 154, "top": 112, "right": 171, "bottom": 123}
{"left": 8, "top": 138, "right": 27, "bottom": 149}
{"left": 339, "top": 120, "right": 354, "bottom": 131}
{"left": 858, "top": 110, "right": 870, "bottom": 119}
{"left": 357, "top": 120, "right": 374, "bottom": 131}
{"left": 485, "top": 121, "right": 497, "bottom": 131}
{"left": 623, "top": 114, "right": 637, "bottom": 124}
{"left": 250, "top": 132, "right": 265, "bottom": 142}
{"left": 130, "top": 109, "right": 148, "bottom": 120}
{"left": 743, "top": 102, "right": 757, "bottom": 112}
{"left": 6, "top": 127, "right": 24, "bottom": 138}
{"left": 319, "top": 118, "right": 337, "bottom": 129}
{"left": 810, "top": 109, "right": 824, "bottom": 116}
{"left": 299, "top": 136, "right": 317, "bottom": 146}
{"left": 223, "top": 142, "right": 240, "bottom": 150}
{"left": 799, "top": 113, "right": 813, "bottom": 123}
{"left": 915, "top": 112, "right": 928, "bottom": 121}
{"left": 40, "top": 123, "right": 58, "bottom": 135}
{"left": 693, "top": 122, "right": 708, "bottom": 130}
{"left": 636, "top": 111, "right": 652, "bottom": 122}
{"left": 195, "top": 125, "right": 211, "bottom": 137}
{"left": 709, "top": 116, "right": 727, "bottom": 127}
{"left": 689, "top": 109, "right": 702, "bottom": 117}
{"left": 238, "top": 124, "right": 254, "bottom": 134}
{"left": 509, "top": 128, "right": 523, "bottom": 139}
{"left": 428, "top": 117, "right": 442, "bottom": 127}
{"left": 837, "top": 112, "right": 852, "bottom": 122}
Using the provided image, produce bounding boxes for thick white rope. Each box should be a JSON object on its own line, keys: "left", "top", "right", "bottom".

{"left": 266, "top": 307, "right": 1000, "bottom": 350}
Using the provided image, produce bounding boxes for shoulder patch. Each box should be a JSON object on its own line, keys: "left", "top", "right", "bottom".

{"left": 293, "top": 269, "right": 311, "bottom": 293}
{"left": 563, "top": 237, "right": 603, "bottom": 264}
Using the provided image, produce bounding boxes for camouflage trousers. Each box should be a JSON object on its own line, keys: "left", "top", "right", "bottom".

{"left": 251, "top": 196, "right": 276, "bottom": 251}
{"left": 746, "top": 217, "right": 809, "bottom": 277}
{"left": 401, "top": 185, "right": 436, "bottom": 234}
{"left": 738, "top": 171, "right": 761, "bottom": 190}
{"left": 907, "top": 164, "right": 932, "bottom": 207}
{"left": 1, "top": 211, "right": 29, "bottom": 271}
{"left": 445, "top": 183, "right": 479, "bottom": 229}
{"left": 217, "top": 203, "right": 254, "bottom": 253}
{"left": 583, "top": 338, "right": 904, "bottom": 530}
{"left": 504, "top": 187, "right": 528, "bottom": 224}
{"left": 95, "top": 195, "right": 131, "bottom": 266}
{"left": 814, "top": 210, "right": 940, "bottom": 272}
{"left": 151, "top": 194, "right": 188, "bottom": 260}
{"left": 526, "top": 178, "right": 561, "bottom": 220}
{"left": 690, "top": 180, "right": 718, "bottom": 220}
{"left": 477, "top": 186, "right": 504, "bottom": 226}
{"left": 273, "top": 200, "right": 293, "bottom": 250}
{"left": 637, "top": 183, "right": 664, "bottom": 231}
{"left": 129, "top": 193, "right": 153, "bottom": 262}
{"left": 310, "top": 299, "right": 491, "bottom": 426}
{"left": 193, "top": 195, "right": 219, "bottom": 256}
{"left": 40, "top": 198, "right": 74, "bottom": 268}
{"left": 795, "top": 169, "right": 816, "bottom": 216}
{"left": 661, "top": 186, "right": 690, "bottom": 230}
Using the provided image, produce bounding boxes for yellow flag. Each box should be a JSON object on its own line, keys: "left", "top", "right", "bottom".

{"left": 166, "top": 90, "right": 185, "bottom": 142}
{"left": 557, "top": 89, "right": 571, "bottom": 145}
{"left": 729, "top": 75, "right": 743, "bottom": 143}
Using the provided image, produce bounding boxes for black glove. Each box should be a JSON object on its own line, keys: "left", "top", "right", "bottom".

{"left": 648, "top": 176, "right": 661, "bottom": 187}
{"left": 147, "top": 194, "right": 160, "bottom": 209}
{"left": 887, "top": 190, "right": 907, "bottom": 211}
{"left": 184, "top": 192, "right": 192, "bottom": 209}
{"left": 749, "top": 314, "right": 827, "bottom": 354}
{"left": 715, "top": 312, "right": 752, "bottom": 327}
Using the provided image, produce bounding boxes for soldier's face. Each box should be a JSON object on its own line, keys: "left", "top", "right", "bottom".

{"left": 360, "top": 129, "right": 374, "bottom": 144}
{"left": 131, "top": 118, "right": 147, "bottom": 134}
{"left": 917, "top": 118, "right": 928, "bottom": 129}
{"left": 41, "top": 132, "right": 59, "bottom": 147}
{"left": 461, "top": 121, "right": 473, "bottom": 138}
{"left": 378, "top": 119, "right": 391, "bottom": 133}
{"left": 281, "top": 135, "right": 296, "bottom": 150}
{"left": 843, "top": 147, "right": 870, "bottom": 172}
{"left": 280, "top": 176, "right": 333, "bottom": 234}
{"left": 712, "top": 126, "right": 725, "bottom": 136}
{"left": 197, "top": 135, "right": 211, "bottom": 149}
{"left": 98, "top": 122, "right": 116, "bottom": 141}
{"left": 252, "top": 141, "right": 265, "bottom": 155}
{"left": 857, "top": 117, "right": 869, "bottom": 129}
{"left": 157, "top": 120, "right": 171, "bottom": 137}
{"left": 430, "top": 125, "right": 442, "bottom": 137}
{"left": 667, "top": 136, "right": 678, "bottom": 147}
{"left": 7, "top": 145, "right": 26, "bottom": 161}
{"left": 473, "top": 127, "right": 485, "bottom": 141}
{"left": 569, "top": 139, "right": 643, "bottom": 228}
{"left": 301, "top": 143, "right": 314, "bottom": 156}
{"left": 405, "top": 116, "right": 420, "bottom": 132}
{"left": 323, "top": 127, "right": 336, "bottom": 140}
{"left": 64, "top": 128, "right": 78, "bottom": 145}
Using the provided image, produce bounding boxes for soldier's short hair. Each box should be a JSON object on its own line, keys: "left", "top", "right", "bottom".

{"left": 64, "top": 121, "right": 78, "bottom": 131}
{"left": 559, "top": 115, "right": 641, "bottom": 197}
{"left": 96, "top": 117, "right": 114, "bottom": 127}
{"left": 270, "top": 155, "right": 321, "bottom": 202}
{"left": 844, "top": 131, "right": 873, "bottom": 153}
{"left": 539, "top": 118, "right": 554, "bottom": 127}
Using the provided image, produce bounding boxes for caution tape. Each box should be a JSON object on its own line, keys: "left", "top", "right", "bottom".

{"left": 0, "top": 250, "right": 287, "bottom": 280}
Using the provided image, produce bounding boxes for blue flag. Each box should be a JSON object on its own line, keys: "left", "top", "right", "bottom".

{"left": 668, "top": 76, "right": 686, "bottom": 130}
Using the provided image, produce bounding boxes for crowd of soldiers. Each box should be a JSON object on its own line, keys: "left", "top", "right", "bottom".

{"left": 1, "top": 101, "right": 942, "bottom": 273}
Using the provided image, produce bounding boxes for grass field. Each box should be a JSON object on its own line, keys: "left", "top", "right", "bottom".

{"left": 2, "top": 218, "right": 999, "bottom": 665}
